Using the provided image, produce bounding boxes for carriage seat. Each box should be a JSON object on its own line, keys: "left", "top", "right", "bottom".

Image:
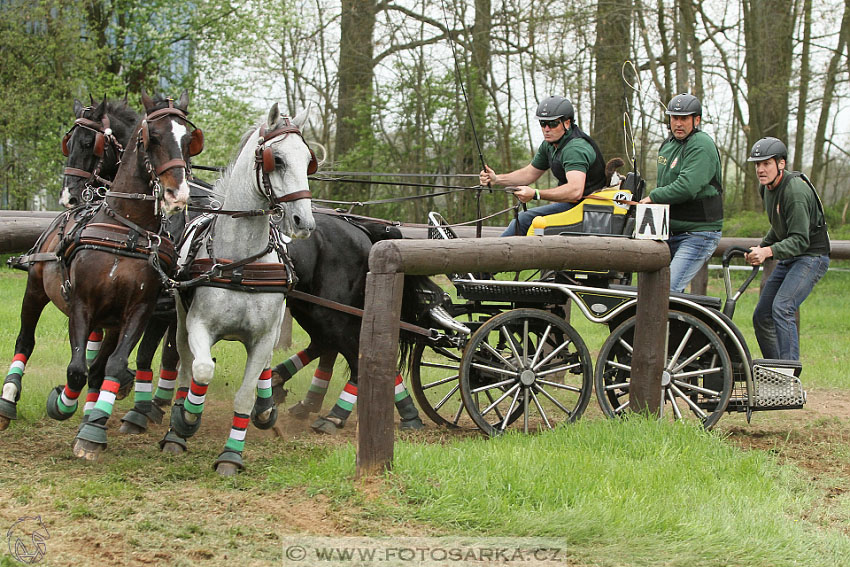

{"left": 608, "top": 284, "right": 722, "bottom": 311}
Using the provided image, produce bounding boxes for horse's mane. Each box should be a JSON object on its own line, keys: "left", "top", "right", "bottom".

{"left": 102, "top": 100, "right": 139, "bottom": 126}
{"left": 212, "top": 123, "right": 261, "bottom": 191}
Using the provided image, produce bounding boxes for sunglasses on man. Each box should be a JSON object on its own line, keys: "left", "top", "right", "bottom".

{"left": 539, "top": 119, "right": 562, "bottom": 129}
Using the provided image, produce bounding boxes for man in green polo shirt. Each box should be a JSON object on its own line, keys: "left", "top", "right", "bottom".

{"left": 745, "top": 137, "right": 830, "bottom": 361}
{"left": 639, "top": 93, "right": 723, "bottom": 292}
{"left": 479, "top": 95, "right": 606, "bottom": 236}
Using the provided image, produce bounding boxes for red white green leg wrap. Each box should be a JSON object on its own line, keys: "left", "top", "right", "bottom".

{"left": 277, "top": 350, "right": 312, "bottom": 381}
{"left": 175, "top": 387, "right": 188, "bottom": 403}
{"left": 327, "top": 381, "right": 357, "bottom": 422}
{"left": 225, "top": 412, "right": 250, "bottom": 453}
{"left": 154, "top": 369, "right": 177, "bottom": 403}
{"left": 57, "top": 385, "right": 82, "bottom": 415}
{"left": 257, "top": 368, "right": 273, "bottom": 401}
{"left": 302, "top": 367, "right": 331, "bottom": 409}
{"left": 184, "top": 378, "right": 209, "bottom": 416}
{"left": 86, "top": 330, "right": 103, "bottom": 365}
{"left": 83, "top": 389, "right": 100, "bottom": 416}
{"left": 88, "top": 376, "right": 121, "bottom": 422}
{"left": 3, "top": 353, "right": 27, "bottom": 403}
{"left": 393, "top": 373, "right": 419, "bottom": 421}
{"left": 133, "top": 369, "right": 154, "bottom": 405}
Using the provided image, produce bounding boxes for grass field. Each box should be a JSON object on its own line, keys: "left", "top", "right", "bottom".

{"left": 1, "top": 257, "right": 849, "bottom": 566}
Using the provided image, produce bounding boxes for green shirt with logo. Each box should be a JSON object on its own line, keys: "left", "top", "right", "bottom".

{"left": 651, "top": 130, "right": 723, "bottom": 232}
{"left": 760, "top": 173, "right": 830, "bottom": 259}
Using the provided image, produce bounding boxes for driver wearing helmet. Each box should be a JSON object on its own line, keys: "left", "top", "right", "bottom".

{"left": 639, "top": 93, "right": 723, "bottom": 293}
{"left": 479, "top": 95, "right": 606, "bottom": 236}
{"left": 746, "top": 137, "right": 830, "bottom": 361}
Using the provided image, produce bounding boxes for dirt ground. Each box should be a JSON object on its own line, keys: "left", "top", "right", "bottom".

{"left": 1, "top": 389, "right": 848, "bottom": 566}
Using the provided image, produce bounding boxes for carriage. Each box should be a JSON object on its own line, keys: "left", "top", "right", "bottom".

{"left": 405, "top": 178, "right": 807, "bottom": 435}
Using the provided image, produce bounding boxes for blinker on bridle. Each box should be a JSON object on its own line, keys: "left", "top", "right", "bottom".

{"left": 254, "top": 118, "right": 316, "bottom": 208}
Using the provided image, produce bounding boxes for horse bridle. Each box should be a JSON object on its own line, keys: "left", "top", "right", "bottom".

{"left": 117, "top": 99, "right": 204, "bottom": 215}
{"left": 254, "top": 119, "right": 316, "bottom": 209}
{"left": 62, "top": 110, "right": 123, "bottom": 190}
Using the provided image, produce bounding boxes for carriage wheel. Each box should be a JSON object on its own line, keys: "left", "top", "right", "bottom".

{"left": 594, "top": 310, "right": 733, "bottom": 430}
{"left": 409, "top": 342, "right": 472, "bottom": 428}
{"left": 459, "top": 309, "right": 593, "bottom": 436}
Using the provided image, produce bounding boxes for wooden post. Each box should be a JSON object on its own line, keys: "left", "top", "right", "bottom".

{"left": 690, "top": 261, "right": 709, "bottom": 295}
{"left": 355, "top": 271, "right": 404, "bottom": 477}
{"left": 630, "top": 266, "right": 670, "bottom": 415}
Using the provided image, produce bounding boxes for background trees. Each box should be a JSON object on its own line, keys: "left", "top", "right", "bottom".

{"left": 2, "top": 0, "right": 849, "bottom": 229}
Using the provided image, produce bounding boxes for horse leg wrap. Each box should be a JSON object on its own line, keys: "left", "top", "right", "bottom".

{"left": 158, "top": 428, "right": 188, "bottom": 452}
{"left": 213, "top": 450, "right": 244, "bottom": 473}
{"left": 271, "top": 351, "right": 312, "bottom": 403}
{"left": 170, "top": 403, "right": 202, "bottom": 439}
{"left": 115, "top": 367, "right": 136, "bottom": 400}
{"left": 153, "top": 369, "right": 177, "bottom": 405}
{"left": 46, "top": 385, "right": 80, "bottom": 420}
{"left": 393, "top": 374, "right": 425, "bottom": 430}
{"left": 0, "top": 370, "right": 24, "bottom": 421}
{"left": 120, "top": 408, "right": 151, "bottom": 432}
{"left": 251, "top": 369, "right": 277, "bottom": 429}
{"left": 85, "top": 330, "right": 103, "bottom": 366}
{"left": 298, "top": 367, "right": 331, "bottom": 412}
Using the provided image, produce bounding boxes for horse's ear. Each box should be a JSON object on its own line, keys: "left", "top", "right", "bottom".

{"left": 267, "top": 103, "right": 281, "bottom": 128}
{"left": 73, "top": 99, "right": 83, "bottom": 118}
{"left": 141, "top": 88, "right": 154, "bottom": 112}
{"left": 89, "top": 94, "right": 95, "bottom": 106}
{"left": 178, "top": 90, "right": 189, "bottom": 112}
{"left": 291, "top": 104, "right": 311, "bottom": 129}
{"left": 94, "top": 96, "right": 108, "bottom": 118}
{"left": 189, "top": 128, "right": 204, "bottom": 156}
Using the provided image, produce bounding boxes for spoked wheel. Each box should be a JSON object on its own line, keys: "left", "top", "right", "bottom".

{"left": 595, "top": 310, "right": 733, "bottom": 430}
{"left": 459, "top": 308, "right": 593, "bottom": 436}
{"left": 410, "top": 341, "right": 472, "bottom": 428}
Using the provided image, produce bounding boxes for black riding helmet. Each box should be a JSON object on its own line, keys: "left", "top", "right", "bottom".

{"left": 747, "top": 137, "right": 788, "bottom": 162}
{"left": 536, "top": 96, "right": 575, "bottom": 122}
{"left": 665, "top": 93, "right": 702, "bottom": 117}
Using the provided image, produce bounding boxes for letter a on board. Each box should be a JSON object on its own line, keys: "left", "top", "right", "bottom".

{"left": 638, "top": 208, "right": 656, "bottom": 235}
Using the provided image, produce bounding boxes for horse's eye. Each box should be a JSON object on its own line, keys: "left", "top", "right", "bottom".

{"left": 274, "top": 157, "right": 285, "bottom": 168}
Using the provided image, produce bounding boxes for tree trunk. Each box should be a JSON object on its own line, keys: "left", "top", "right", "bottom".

{"left": 793, "top": 0, "right": 812, "bottom": 172}
{"left": 335, "top": 0, "right": 378, "bottom": 201}
{"left": 593, "top": 0, "right": 633, "bottom": 162}
{"left": 743, "top": 0, "right": 794, "bottom": 210}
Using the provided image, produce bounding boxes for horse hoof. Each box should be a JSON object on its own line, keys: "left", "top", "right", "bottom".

{"left": 0, "top": 415, "right": 10, "bottom": 431}
{"left": 311, "top": 415, "right": 344, "bottom": 435}
{"left": 214, "top": 450, "right": 244, "bottom": 476}
{"left": 119, "top": 409, "right": 150, "bottom": 435}
{"left": 159, "top": 429, "right": 188, "bottom": 454}
{"left": 251, "top": 405, "right": 278, "bottom": 430}
{"left": 161, "top": 442, "right": 186, "bottom": 455}
{"left": 270, "top": 370, "right": 289, "bottom": 405}
{"left": 72, "top": 438, "right": 105, "bottom": 461}
{"left": 46, "top": 386, "right": 77, "bottom": 421}
{"left": 399, "top": 416, "right": 426, "bottom": 430}
{"left": 288, "top": 401, "right": 318, "bottom": 420}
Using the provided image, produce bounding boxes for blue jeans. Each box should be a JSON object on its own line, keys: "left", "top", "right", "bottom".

{"left": 667, "top": 231, "right": 721, "bottom": 293}
{"left": 753, "top": 254, "right": 829, "bottom": 361}
{"left": 501, "top": 202, "right": 576, "bottom": 237}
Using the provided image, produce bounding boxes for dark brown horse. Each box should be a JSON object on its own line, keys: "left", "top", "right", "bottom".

{"left": 0, "top": 91, "right": 202, "bottom": 461}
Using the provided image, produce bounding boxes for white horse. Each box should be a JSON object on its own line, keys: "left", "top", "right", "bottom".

{"left": 164, "top": 103, "right": 316, "bottom": 475}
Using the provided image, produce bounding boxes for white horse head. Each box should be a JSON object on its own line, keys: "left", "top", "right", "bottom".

{"left": 262, "top": 103, "right": 316, "bottom": 239}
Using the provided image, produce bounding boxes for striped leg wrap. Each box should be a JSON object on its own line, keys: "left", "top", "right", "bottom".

{"left": 3, "top": 353, "right": 27, "bottom": 402}
{"left": 154, "top": 369, "right": 177, "bottom": 403}
{"left": 92, "top": 377, "right": 121, "bottom": 418}
{"left": 303, "top": 367, "right": 331, "bottom": 409}
{"left": 277, "top": 351, "right": 312, "bottom": 381}
{"left": 134, "top": 370, "right": 154, "bottom": 404}
{"left": 175, "top": 387, "right": 188, "bottom": 403}
{"left": 393, "top": 373, "right": 419, "bottom": 420}
{"left": 86, "top": 330, "right": 104, "bottom": 365}
{"left": 257, "top": 368, "right": 272, "bottom": 400}
{"left": 184, "top": 379, "right": 209, "bottom": 415}
{"left": 57, "top": 385, "right": 82, "bottom": 415}
{"left": 225, "top": 413, "right": 249, "bottom": 453}
{"left": 328, "top": 381, "right": 357, "bottom": 421}
{"left": 83, "top": 389, "right": 100, "bottom": 416}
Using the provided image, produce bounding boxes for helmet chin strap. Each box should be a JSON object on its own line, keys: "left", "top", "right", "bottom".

{"left": 767, "top": 168, "right": 783, "bottom": 189}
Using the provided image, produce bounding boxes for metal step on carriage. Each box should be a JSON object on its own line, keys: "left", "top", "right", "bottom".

{"left": 409, "top": 173, "right": 807, "bottom": 436}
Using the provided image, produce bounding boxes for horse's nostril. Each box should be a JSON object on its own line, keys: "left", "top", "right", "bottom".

{"left": 293, "top": 214, "right": 302, "bottom": 227}
{"left": 69, "top": 197, "right": 77, "bottom": 205}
